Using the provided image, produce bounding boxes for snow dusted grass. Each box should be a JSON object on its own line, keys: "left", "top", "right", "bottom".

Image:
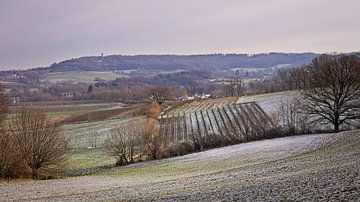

{"left": 1, "top": 130, "right": 358, "bottom": 201}
{"left": 238, "top": 90, "right": 298, "bottom": 115}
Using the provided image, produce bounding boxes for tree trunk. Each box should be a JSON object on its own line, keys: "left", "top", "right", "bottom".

{"left": 130, "top": 148, "right": 134, "bottom": 163}
{"left": 32, "top": 168, "right": 38, "bottom": 179}
{"left": 334, "top": 123, "right": 340, "bottom": 132}
{"left": 334, "top": 113, "right": 340, "bottom": 132}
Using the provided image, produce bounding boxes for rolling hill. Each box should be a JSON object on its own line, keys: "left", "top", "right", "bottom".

{"left": 18, "top": 52, "right": 318, "bottom": 74}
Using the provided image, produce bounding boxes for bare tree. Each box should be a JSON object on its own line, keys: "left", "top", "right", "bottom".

{"left": 148, "top": 86, "right": 170, "bottom": 105}
{"left": 10, "top": 108, "right": 70, "bottom": 179}
{"left": 276, "top": 68, "right": 293, "bottom": 90}
{"left": 104, "top": 125, "right": 141, "bottom": 166}
{"left": 301, "top": 54, "right": 360, "bottom": 132}
{"left": 272, "top": 97, "right": 310, "bottom": 135}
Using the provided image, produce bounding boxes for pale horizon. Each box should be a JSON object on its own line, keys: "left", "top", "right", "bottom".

{"left": 1, "top": 0, "right": 360, "bottom": 70}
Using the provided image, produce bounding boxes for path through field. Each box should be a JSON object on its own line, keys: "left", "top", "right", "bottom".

{"left": 1, "top": 130, "right": 359, "bottom": 201}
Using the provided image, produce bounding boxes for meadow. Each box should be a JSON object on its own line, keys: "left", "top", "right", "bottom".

{"left": 41, "top": 71, "right": 128, "bottom": 83}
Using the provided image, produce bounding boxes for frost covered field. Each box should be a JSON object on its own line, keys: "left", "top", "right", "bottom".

{"left": 64, "top": 92, "right": 292, "bottom": 176}
{"left": 238, "top": 90, "right": 298, "bottom": 115}
{"left": 1, "top": 130, "right": 359, "bottom": 201}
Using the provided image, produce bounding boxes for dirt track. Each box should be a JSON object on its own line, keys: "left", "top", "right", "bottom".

{"left": 1, "top": 131, "right": 359, "bottom": 201}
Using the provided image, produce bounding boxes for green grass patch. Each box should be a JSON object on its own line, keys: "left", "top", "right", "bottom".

{"left": 66, "top": 147, "right": 114, "bottom": 176}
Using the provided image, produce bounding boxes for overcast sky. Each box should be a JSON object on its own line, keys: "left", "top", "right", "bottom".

{"left": 1, "top": 0, "right": 360, "bottom": 70}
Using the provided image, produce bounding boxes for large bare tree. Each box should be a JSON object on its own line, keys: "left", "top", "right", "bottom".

{"left": 10, "top": 108, "right": 70, "bottom": 179}
{"left": 301, "top": 54, "right": 360, "bottom": 131}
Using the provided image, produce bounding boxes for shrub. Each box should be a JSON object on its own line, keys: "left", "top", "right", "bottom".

{"left": 146, "top": 103, "right": 161, "bottom": 119}
{"left": 164, "top": 142, "right": 194, "bottom": 158}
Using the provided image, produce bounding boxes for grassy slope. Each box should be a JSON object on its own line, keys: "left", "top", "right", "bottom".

{"left": 0, "top": 130, "right": 358, "bottom": 201}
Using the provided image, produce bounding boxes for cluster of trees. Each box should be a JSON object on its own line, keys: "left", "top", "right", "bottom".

{"left": 272, "top": 98, "right": 311, "bottom": 135}
{"left": 104, "top": 103, "right": 164, "bottom": 165}
{"left": 272, "top": 54, "right": 360, "bottom": 133}
{"left": 0, "top": 85, "right": 70, "bottom": 179}
{"left": 240, "top": 67, "right": 309, "bottom": 95}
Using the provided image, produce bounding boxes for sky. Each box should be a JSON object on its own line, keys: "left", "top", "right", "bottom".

{"left": 1, "top": 0, "right": 360, "bottom": 70}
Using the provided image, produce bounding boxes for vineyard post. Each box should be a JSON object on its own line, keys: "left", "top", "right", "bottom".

{"left": 228, "top": 105, "right": 246, "bottom": 141}
{"left": 183, "top": 112, "right": 188, "bottom": 142}
{"left": 189, "top": 112, "right": 194, "bottom": 141}
{"left": 233, "top": 104, "right": 250, "bottom": 142}
{"left": 206, "top": 110, "right": 216, "bottom": 136}
{"left": 216, "top": 107, "right": 232, "bottom": 140}
{"left": 211, "top": 108, "right": 224, "bottom": 137}
{"left": 245, "top": 104, "right": 266, "bottom": 134}
{"left": 177, "top": 111, "right": 181, "bottom": 143}
{"left": 172, "top": 112, "right": 175, "bottom": 143}
{"left": 164, "top": 113, "right": 169, "bottom": 144}
{"left": 194, "top": 110, "right": 203, "bottom": 141}
{"left": 238, "top": 104, "right": 259, "bottom": 140}
{"left": 159, "top": 114, "right": 164, "bottom": 140}
{"left": 253, "top": 102, "right": 275, "bottom": 128}
{"left": 200, "top": 110, "right": 209, "bottom": 141}
{"left": 221, "top": 106, "right": 238, "bottom": 140}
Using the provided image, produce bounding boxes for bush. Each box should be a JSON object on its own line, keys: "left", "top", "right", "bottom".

{"left": 146, "top": 103, "right": 161, "bottom": 119}
{"left": 164, "top": 142, "right": 194, "bottom": 158}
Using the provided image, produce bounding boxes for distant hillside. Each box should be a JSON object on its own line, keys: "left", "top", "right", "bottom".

{"left": 42, "top": 53, "right": 318, "bottom": 73}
